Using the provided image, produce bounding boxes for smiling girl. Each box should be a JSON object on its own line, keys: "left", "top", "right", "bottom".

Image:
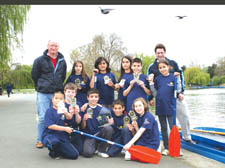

{"left": 65, "top": 61, "right": 90, "bottom": 106}
{"left": 89, "top": 57, "right": 116, "bottom": 108}
{"left": 123, "top": 97, "right": 160, "bottom": 161}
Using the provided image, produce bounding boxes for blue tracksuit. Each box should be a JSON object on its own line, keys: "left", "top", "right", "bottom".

{"left": 42, "top": 107, "right": 79, "bottom": 159}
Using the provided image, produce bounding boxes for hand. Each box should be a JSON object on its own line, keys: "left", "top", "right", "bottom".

{"left": 108, "top": 117, "right": 114, "bottom": 125}
{"left": 132, "top": 121, "right": 138, "bottom": 130}
{"left": 127, "top": 124, "right": 133, "bottom": 131}
{"left": 83, "top": 114, "right": 88, "bottom": 121}
{"left": 147, "top": 73, "right": 154, "bottom": 83}
{"left": 81, "top": 103, "right": 88, "bottom": 112}
{"left": 130, "top": 80, "right": 135, "bottom": 86}
{"left": 149, "top": 100, "right": 155, "bottom": 106}
{"left": 107, "top": 80, "right": 114, "bottom": 87}
{"left": 93, "top": 68, "right": 99, "bottom": 74}
{"left": 64, "top": 127, "right": 73, "bottom": 134}
{"left": 114, "top": 83, "right": 120, "bottom": 89}
{"left": 137, "top": 80, "right": 144, "bottom": 88}
{"left": 73, "top": 105, "right": 80, "bottom": 115}
{"left": 123, "top": 143, "right": 132, "bottom": 150}
{"left": 178, "top": 93, "right": 184, "bottom": 101}
{"left": 174, "top": 72, "right": 180, "bottom": 77}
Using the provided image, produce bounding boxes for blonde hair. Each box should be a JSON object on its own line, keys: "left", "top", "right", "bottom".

{"left": 132, "top": 97, "right": 149, "bottom": 112}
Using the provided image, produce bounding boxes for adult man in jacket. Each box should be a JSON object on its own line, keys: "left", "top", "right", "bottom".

{"left": 32, "top": 40, "right": 67, "bottom": 148}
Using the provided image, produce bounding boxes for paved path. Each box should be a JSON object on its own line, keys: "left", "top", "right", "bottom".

{"left": 0, "top": 93, "right": 224, "bottom": 168}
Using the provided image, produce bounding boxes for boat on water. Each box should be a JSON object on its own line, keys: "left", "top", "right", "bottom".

{"left": 179, "top": 127, "right": 225, "bottom": 164}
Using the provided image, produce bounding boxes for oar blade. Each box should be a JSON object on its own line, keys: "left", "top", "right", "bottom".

{"left": 169, "top": 126, "right": 181, "bottom": 157}
{"left": 128, "top": 145, "right": 161, "bottom": 164}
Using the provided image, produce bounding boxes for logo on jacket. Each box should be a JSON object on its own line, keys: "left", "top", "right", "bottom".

{"left": 167, "top": 82, "right": 174, "bottom": 87}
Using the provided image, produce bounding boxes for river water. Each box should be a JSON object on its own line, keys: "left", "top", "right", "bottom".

{"left": 184, "top": 88, "right": 225, "bottom": 129}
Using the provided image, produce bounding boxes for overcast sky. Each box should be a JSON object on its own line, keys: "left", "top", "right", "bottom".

{"left": 12, "top": 5, "right": 225, "bottom": 70}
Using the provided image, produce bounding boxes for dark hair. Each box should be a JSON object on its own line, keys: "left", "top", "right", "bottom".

{"left": 157, "top": 59, "right": 170, "bottom": 69}
{"left": 71, "top": 60, "right": 88, "bottom": 82}
{"left": 64, "top": 82, "right": 77, "bottom": 92}
{"left": 112, "top": 99, "right": 125, "bottom": 108}
{"left": 133, "top": 57, "right": 142, "bottom": 65}
{"left": 94, "top": 57, "right": 111, "bottom": 73}
{"left": 53, "top": 90, "right": 64, "bottom": 98}
{"left": 118, "top": 55, "right": 133, "bottom": 82}
{"left": 87, "top": 88, "right": 99, "bottom": 96}
{"left": 154, "top": 43, "right": 166, "bottom": 53}
{"left": 132, "top": 97, "right": 149, "bottom": 112}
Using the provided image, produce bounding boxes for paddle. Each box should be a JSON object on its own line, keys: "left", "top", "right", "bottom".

{"left": 169, "top": 77, "right": 181, "bottom": 157}
{"left": 73, "top": 129, "right": 161, "bottom": 164}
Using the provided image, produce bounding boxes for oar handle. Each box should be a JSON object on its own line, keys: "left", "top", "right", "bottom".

{"left": 173, "top": 77, "right": 177, "bottom": 125}
{"left": 191, "top": 129, "right": 225, "bottom": 135}
{"left": 73, "top": 129, "right": 124, "bottom": 148}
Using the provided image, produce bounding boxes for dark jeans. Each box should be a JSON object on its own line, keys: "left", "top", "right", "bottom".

{"left": 82, "top": 125, "right": 114, "bottom": 157}
{"left": 43, "top": 135, "right": 79, "bottom": 159}
{"left": 107, "top": 127, "right": 132, "bottom": 157}
{"left": 70, "top": 133, "right": 83, "bottom": 154}
{"left": 158, "top": 115, "right": 173, "bottom": 149}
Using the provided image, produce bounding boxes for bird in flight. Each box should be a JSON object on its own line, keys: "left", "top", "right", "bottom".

{"left": 99, "top": 7, "right": 114, "bottom": 14}
{"left": 176, "top": 16, "right": 187, "bottom": 19}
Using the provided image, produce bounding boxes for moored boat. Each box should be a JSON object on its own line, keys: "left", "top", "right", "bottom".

{"left": 179, "top": 131, "right": 225, "bottom": 164}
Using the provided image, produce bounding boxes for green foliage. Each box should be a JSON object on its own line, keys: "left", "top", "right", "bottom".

{"left": 10, "top": 65, "right": 33, "bottom": 89}
{"left": 0, "top": 5, "right": 30, "bottom": 86}
{"left": 184, "top": 67, "right": 210, "bottom": 86}
{"left": 212, "top": 75, "right": 225, "bottom": 85}
{"left": 135, "top": 53, "right": 155, "bottom": 74}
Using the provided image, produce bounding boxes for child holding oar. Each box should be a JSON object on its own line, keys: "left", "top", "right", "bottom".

{"left": 123, "top": 97, "right": 160, "bottom": 161}
{"left": 148, "top": 59, "right": 181, "bottom": 156}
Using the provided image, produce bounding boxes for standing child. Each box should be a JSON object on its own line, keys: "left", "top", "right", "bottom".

{"left": 89, "top": 57, "right": 116, "bottom": 108}
{"left": 64, "top": 82, "right": 83, "bottom": 154}
{"left": 148, "top": 59, "right": 181, "bottom": 156}
{"left": 123, "top": 97, "right": 160, "bottom": 161}
{"left": 42, "top": 91, "right": 79, "bottom": 159}
{"left": 107, "top": 99, "right": 133, "bottom": 157}
{"left": 81, "top": 88, "right": 114, "bottom": 158}
{"left": 65, "top": 60, "right": 90, "bottom": 106}
{"left": 123, "top": 58, "right": 151, "bottom": 112}
{"left": 115, "top": 56, "right": 133, "bottom": 110}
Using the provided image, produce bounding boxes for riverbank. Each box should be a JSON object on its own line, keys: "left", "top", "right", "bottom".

{"left": 0, "top": 93, "right": 224, "bottom": 168}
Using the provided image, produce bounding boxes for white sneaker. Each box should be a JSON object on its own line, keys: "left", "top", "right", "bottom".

{"left": 161, "top": 149, "right": 169, "bottom": 156}
{"left": 180, "top": 150, "right": 183, "bottom": 156}
{"left": 124, "top": 151, "right": 131, "bottom": 160}
{"left": 98, "top": 152, "right": 109, "bottom": 158}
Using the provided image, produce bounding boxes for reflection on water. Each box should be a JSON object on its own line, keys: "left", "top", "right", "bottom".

{"left": 185, "top": 88, "right": 225, "bottom": 129}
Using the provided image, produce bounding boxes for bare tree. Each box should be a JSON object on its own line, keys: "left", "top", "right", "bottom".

{"left": 70, "top": 33, "right": 127, "bottom": 75}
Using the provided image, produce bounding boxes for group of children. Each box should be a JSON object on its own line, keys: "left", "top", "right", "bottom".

{"left": 42, "top": 56, "right": 181, "bottom": 161}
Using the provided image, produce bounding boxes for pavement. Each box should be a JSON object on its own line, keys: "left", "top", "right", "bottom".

{"left": 0, "top": 93, "right": 224, "bottom": 168}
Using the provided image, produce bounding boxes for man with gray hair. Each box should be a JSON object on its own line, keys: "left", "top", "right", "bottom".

{"left": 31, "top": 40, "right": 67, "bottom": 148}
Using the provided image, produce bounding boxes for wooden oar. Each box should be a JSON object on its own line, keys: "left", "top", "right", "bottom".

{"left": 192, "top": 129, "right": 225, "bottom": 136}
{"left": 178, "top": 127, "right": 225, "bottom": 136}
{"left": 169, "top": 77, "right": 181, "bottom": 157}
{"left": 73, "top": 129, "right": 161, "bottom": 164}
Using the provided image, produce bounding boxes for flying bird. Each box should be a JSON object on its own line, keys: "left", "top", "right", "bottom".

{"left": 176, "top": 16, "right": 187, "bottom": 19}
{"left": 99, "top": 7, "right": 114, "bottom": 14}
